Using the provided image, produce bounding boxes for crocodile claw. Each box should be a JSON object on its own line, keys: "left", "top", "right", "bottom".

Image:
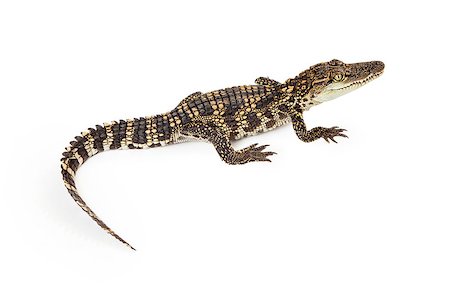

{"left": 239, "top": 143, "right": 277, "bottom": 163}
{"left": 322, "top": 126, "right": 348, "bottom": 143}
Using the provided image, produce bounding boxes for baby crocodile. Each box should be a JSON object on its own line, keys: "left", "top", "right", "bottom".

{"left": 61, "top": 59, "right": 384, "bottom": 249}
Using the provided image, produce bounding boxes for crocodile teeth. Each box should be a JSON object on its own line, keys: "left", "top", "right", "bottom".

{"left": 336, "top": 71, "right": 383, "bottom": 91}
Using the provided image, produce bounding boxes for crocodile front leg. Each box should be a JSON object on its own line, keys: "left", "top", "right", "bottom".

{"left": 180, "top": 120, "right": 276, "bottom": 164}
{"left": 290, "top": 110, "right": 348, "bottom": 143}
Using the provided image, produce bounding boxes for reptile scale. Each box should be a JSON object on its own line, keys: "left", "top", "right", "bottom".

{"left": 61, "top": 59, "right": 384, "bottom": 249}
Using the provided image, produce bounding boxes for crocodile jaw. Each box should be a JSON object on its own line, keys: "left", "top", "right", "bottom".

{"left": 314, "top": 69, "right": 384, "bottom": 103}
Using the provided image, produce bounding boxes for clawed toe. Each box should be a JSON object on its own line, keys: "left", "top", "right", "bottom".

{"left": 322, "top": 126, "right": 348, "bottom": 143}
{"left": 239, "top": 143, "right": 276, "bottom": 163}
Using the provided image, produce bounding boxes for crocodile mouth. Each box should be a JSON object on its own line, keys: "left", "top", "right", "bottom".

{"left": 333, "top": 70, "right": 384, "bottom": 91}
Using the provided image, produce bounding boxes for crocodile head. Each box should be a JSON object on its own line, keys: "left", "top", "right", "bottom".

{"left": 304, "top": 59, "right": 384, "bottom": 104}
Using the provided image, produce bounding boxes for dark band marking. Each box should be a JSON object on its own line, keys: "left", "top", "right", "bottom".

{"left": 132, "top": 117, "right": 147, "bottom": 145}
{"left": 162, "top": 115, "right": 174, "bottom": 142}
{"left": 266, "top": 120, "right": 276, "bottom": 128}
{"left": 245, "top": 112, "right": 261, "bottom": 132}
{"left": 68, "top": 157, "right": 80, "bottom": 171}
{"left": 62, "top": 169, "right": 76, "bottom": 186}
{"left": 110, "top": 120, "right": 127, "bottom": 150}
{"left": 77, "top": 145, "right": 89, "bottom": 161}
{"left": 92, "top": 125, "right": 106, "bottom": 152}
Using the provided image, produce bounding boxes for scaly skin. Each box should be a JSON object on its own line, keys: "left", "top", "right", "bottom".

{"left": 61, "top": 59, "right": 384, "bottom": 249}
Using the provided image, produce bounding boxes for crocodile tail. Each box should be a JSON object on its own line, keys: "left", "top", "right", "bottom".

{"left": 61, "top": 116, "right": 176, "bottom": 249}
{"left": 61, "top": 121, "right": 136, "bottom": 249}
{"left": 61, "top": 160, "right": 136, "bottom": 250}
{"left": 61, "top": 114, "right": 181, "bottom": 250}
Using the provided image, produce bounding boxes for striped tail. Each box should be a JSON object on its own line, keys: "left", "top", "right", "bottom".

{"left": 61, "top": 115, "right": 177, "bottom": 249}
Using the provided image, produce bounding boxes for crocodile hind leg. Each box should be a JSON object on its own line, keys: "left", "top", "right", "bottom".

{"left": 180, "top": 120, "right": 276, "bottom": 165}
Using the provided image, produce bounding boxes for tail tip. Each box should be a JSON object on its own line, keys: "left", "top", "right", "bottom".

{"left": 123, "top": 241, "right": 136, "bottom": 251}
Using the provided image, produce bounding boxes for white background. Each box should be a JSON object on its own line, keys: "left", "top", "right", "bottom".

{"left": 0, "top": 1, "right": 449, "bottom": 299}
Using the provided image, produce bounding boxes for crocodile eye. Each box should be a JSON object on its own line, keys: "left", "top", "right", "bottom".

{"left": 333, "top": 73, "right": 344, "bottom": 82}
